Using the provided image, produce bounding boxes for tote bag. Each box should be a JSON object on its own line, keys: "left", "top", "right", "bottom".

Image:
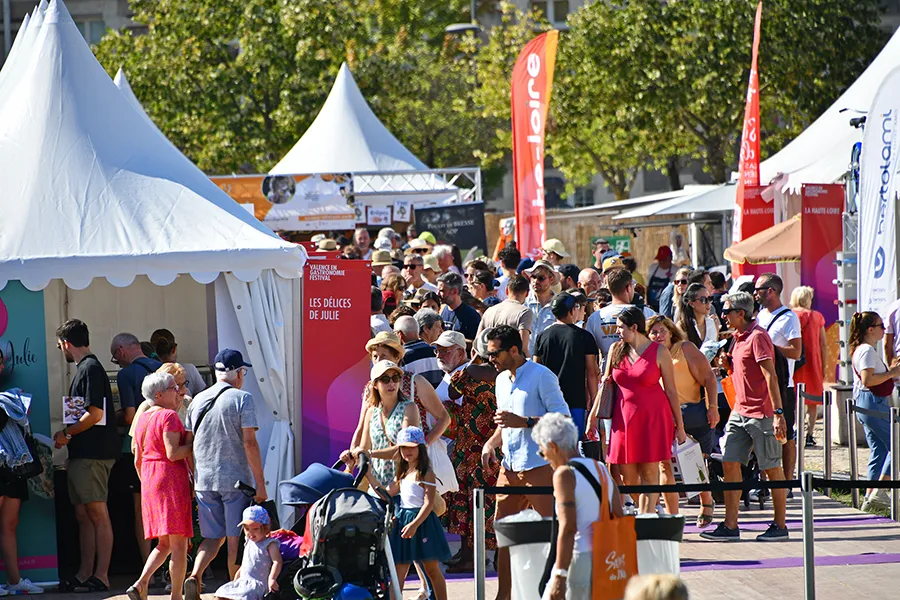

{"left": 585, "top": 461, "right": 638, "bottom": 600}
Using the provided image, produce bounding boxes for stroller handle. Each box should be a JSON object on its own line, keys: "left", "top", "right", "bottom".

{"left": 332, "top": 452, "right": 370, "bottom": 488}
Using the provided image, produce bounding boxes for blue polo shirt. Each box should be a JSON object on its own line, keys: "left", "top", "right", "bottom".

{"left": 494, "top": 360, "right": 570, "bottom": 472}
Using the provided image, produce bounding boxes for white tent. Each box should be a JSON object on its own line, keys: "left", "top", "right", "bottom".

{"left": 614, "top": 184, "right": 736, "bottom": 220}
{"left": 0, "top": 0, "right": 305, "bottom": 522}
{"left": 270, "top": 62, "right": 457, "bottom": 206}
{"left": 113, "top": 68, "right": 169, "bottom": 141}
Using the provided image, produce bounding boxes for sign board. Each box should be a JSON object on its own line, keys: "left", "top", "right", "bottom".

{"left": 414, "top": 202, "right": 488, "bottom": 256}
{"left": 301, "top": 260, "right": 371, "bottom": 468}
{"left": 0, "top": 282, "right": 57, "bottom": 582}
{"left": 588, "top": 235, "right": 631, "bottom": 264}
{"left": 211, "top": 173, "right": 354, "bottom": 231}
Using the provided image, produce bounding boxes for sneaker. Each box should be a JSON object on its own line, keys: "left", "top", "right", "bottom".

{"left": 756, "top": 522, "right": 789, "bottom": 542}
{"left": 862, "top": 489, "right": 891, "bottom": 513}
{"left": 5, "top": 579, "right": 43, "bottom": 595}
{"left": 748, "top": 488, "right": 769, "bottom": 503}
{"left": 805, "top": 435, "right": 816, "bottom": 448}
{"left": 699, "top": 522, "right": 741, "bottom": 541}
{"left": 0, "top": 585, "right": 8, "bottom": 596}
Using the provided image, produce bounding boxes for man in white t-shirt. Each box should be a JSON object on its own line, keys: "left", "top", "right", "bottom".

{"left": 584, "top": 267, "right": 656, "bottom": 364}
{"left": 754, "top": 273, "right": 802, "bottom": 485}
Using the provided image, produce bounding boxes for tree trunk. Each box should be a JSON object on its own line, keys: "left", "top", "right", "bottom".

{"left": 706, "top": 137, "right": 729, "bottom": 184}
{"left": 666, "top": 156, "right": 682, "bottom": 191}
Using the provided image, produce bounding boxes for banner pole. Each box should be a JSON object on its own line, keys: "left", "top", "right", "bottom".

{"left": 802, "top": 471, "right": 816, "bottom": 600}
{"left": 824, "top": 390, "right": 833, "bottom": 497}
{"left": 474, "top": 488, "right": 486, "bottom": 600}
{"left": 847, "top": 399, "right": 860, "bottom": 508}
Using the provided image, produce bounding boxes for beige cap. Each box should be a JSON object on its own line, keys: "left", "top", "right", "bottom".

{"left": 542, "top": 238, "right": 569, "bottom": 258}
{"left": 432, "top": 330, "right": 466, "bottom": 350}
{"left": 370, "top": 360, "right": 404, "bottom": 381}
{"left": 422, "top": 254, "right": 442, "bottom": 273}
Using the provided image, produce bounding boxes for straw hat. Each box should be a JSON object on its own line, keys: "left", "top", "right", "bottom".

{"left": 317, "top": 239, "right": 337, "bottom": 251}
{"left": 371, "top": 250, "right": 394, "bottom": 267}
{"left": 365, "top": 331, "right": 406, "bottom": 360}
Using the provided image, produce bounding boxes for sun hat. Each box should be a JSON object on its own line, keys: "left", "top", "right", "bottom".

{"left": 523, "top": 259, "right": 560, "bottom": 282}
{"left": 418, "top": 231, "right": 437, "bottom": 245}
{"left": 310, "top": 234, "right": 326, "bottom": 243}
{"left": 317, "top": 239, "right": 337, "bottom": 251}
{"left": 370, "top": 360, "right": 404, "bottom": 382}
{"left": 365, "top": 331, "right": 406, "bottom": 360}
{"left": 422, "top": 254, "right": 442, "bottom": 273}
{"left": 378, "top": 227, "right": 398, "bottom": 240}
{"left": 238, "top": 505, "right": 270, "bottom": 527}
{"left": 373, "top": 237, "right": 393, "bottom": 251}
{"left": 432, "top": 330, "right": 466, "bottom": 350}
{"left": 473, "top": 327, "right": 491, "bottom": 359}
{"left": 602, "top": 256, "right": 625, "bottom": 271}
{"left": 407, "top": 238, "right": 429, "bottom": 250}
{"left": 397, "top": 426, "right": 426, "bottom": 447}
{"left": 371, "top": 250, "right": 394, "bottom": 267}
{"left": 541, "top": 238, "right": 569, "bottom": 258}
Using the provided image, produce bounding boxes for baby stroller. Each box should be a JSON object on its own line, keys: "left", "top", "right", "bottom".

{"left": 279, "top": 454, "right": 402, "bottom": 600}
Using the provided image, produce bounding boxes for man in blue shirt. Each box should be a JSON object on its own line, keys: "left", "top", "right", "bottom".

{"left": 481, "top": 325, "right": 570, "bottom": 600}
{"left": 523, "top": 259, "right": 558, "bottom": 356}
{"left": 437, "top": 272, "right": 481, "bottom": 340}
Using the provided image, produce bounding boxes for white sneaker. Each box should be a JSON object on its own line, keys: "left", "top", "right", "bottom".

{"left": 5, "top": 579, "right": 43, "bottom": 595}
{"left": 0, "top": 585, "right": 8, "bottom": 596}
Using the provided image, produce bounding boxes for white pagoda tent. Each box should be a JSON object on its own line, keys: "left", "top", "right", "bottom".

{"left": 0, "top": 0, "right": 304, "bottom": 523}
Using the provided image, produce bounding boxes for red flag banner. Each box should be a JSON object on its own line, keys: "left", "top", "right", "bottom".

{"left": 511, "top": 30, "right": 559, "bottom": 259}
{"left": 732, "top": 2, "right": 763, "bottom": 276}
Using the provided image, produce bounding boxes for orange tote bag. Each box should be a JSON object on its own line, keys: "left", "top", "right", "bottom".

{"left": 590, "top": 461, "right": 638, "bottom": 600}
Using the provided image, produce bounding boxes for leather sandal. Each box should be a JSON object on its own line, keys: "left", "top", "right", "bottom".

{"left": 697, "top": 502, "right": 715, "bottom": 528}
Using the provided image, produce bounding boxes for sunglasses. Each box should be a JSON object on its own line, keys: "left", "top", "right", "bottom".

{"left": 375, "top": 374, "right": 402, "bottom": 384}
{"left": 533, "top": 275, "right": 548, "bottom": 282}
{"left": 538, "top": 449, "right": 545, "bottom": 458}
{"left": 675, "top": 279, "right": 688, "bottom": 285}
{"left": 412, "top": 248, "right": 429, "bottom": 254}
{"left": 694, "top": 297, "right": 710, "bottom": 304}
{"left": 485, "top": 347, "right": 511, "bottom": 359}
{"left": 754, "top": 286, "right": 772, "bottom": 294}
{"left": 722, "top": 308, "right": 740, "bottom": 316}
{"left": 875, "top": 323, "right": 886, "bottom": 330}
{"left": 403, "top": 264, "right": 420, "bottom": 269}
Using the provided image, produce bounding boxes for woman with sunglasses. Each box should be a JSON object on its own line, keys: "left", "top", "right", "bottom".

{"left": 677, "top": 283, "right": 720, "bottom": 356}
{"left": 849, "top": 312, "right": 900, "bottom": 512}
{"left": 661, "top": 267, "right": 693, "bottom": 320}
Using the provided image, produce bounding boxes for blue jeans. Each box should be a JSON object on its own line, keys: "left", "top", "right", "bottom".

{"left": 854, "top": 390, "right": 893, "bottom": 481}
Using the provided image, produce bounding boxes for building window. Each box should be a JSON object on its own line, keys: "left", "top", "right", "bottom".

{"left": 572, "top": 186, "right": 594, "bottom": 208}
{"left": 74, "top": 19, "right": 106, "bottom": 45}
{"left": 532, "top": 0, "right": 569, "bottom": 25}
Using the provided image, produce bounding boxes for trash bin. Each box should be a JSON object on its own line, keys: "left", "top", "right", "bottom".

{"left": 494, "top": 510, "right": 552, "bottom": 600}
{"left": 635, "top": 514, "right": 684, "bottom": 575}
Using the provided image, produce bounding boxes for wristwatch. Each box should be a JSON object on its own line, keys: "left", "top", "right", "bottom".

{"left": 774, "top": 408, "right": 784, "bottom": 415}
{"left": 551, "top": 567, "right": 569, "bottom": 579}
{"left": 525, "top": 417, "right": 537, "bottom": 428}
{"left": 63, "top": 430, "right": 72, "bottom": 440}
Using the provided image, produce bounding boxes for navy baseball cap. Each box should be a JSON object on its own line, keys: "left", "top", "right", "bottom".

{"left": 214, "top": 349, "right": 252, "bottom": 371}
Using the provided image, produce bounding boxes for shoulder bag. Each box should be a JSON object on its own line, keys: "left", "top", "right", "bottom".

{"left": 570, "top": 461, "right": 638, "bottom": 600}
{"left": 595, "top": 347, "right": 619, "bottom": 420}
{"left": 192, "top": 385, "right": 233, "bottom": 435}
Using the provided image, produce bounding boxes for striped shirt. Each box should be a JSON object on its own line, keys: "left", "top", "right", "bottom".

{"left": 400, "top": 340, "right": 443, "bottom": 389}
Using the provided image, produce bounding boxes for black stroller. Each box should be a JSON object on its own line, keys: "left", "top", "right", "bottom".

{"left": 278, "top": 455, "right": 402, "bottom": 600}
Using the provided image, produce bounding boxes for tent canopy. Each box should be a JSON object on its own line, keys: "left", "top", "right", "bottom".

{"left": 723, "top": 214, "right": 801, "bottom": 264}
{"left": 613, "top": 184, "right": 735, "bottom": 220}
{"left": 0, "top": 0, "right": 305, "bottom": 292}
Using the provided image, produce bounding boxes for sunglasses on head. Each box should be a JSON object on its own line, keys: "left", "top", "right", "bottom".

{"left": 375, "top": 374, "right": 402, "bottom": 384}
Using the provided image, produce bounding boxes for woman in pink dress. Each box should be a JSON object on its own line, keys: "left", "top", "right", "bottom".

{"left": 127, "top": 372, "right": 193, "bottom": 600}
{"left": 605, "top": 307, "right": 685, "bottom": 513}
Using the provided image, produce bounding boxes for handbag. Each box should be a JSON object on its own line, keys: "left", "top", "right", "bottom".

{"left": 852, "top": 364, "right": 895, "bottom": 398}
{"left": 431, "top": 485, "right": 447, "bottom": 517}
{"left": 595, "top": 378, "right": 618, "bottom": 420}
{"left": 13, "top": 428, "right": 43, "bottom": 480}
{"left": 570, "top": 460, "right": 638, "bottom": 600}
{"left": 427, "top": 439, "right": 459, "bottom": 495}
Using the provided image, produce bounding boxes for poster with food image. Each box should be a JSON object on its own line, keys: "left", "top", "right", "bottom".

{"left": 63, "top": 395, "right": 106, "bottom": 426}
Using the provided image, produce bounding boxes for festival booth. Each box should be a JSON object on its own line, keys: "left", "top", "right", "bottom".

{"left": 0, "top": 0, "right": 307, "bottom": 581}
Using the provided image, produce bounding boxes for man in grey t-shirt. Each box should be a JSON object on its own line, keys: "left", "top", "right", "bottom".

{"left": 184, "top": 349, "right": 265, "bottom": 600}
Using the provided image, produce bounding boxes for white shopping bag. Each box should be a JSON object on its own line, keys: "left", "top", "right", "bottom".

{"left": 673, "top": 437, "right": 708, "bottom": 499}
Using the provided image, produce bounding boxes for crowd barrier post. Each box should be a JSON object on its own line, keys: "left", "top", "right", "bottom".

{"left": 847, "top": 398, "right": 860, "bottom": 508}
{"left": 824, "top": 390, "right": 833, "bottom": 497}
{"left": 797, "top": 383, "right": 806, "bottom": 476}
{"left": 802, "top": 471, "right": 817, "bottom": 600}
{"left": 473, "top": 488, "right": 486, "bottom": 600}
{"left": 892, "top": 408, "right": 900, "bottom": 521}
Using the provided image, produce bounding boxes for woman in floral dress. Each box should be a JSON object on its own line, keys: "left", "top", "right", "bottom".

{"left": 443, "top": 357, "right": 500, "bottom": 573}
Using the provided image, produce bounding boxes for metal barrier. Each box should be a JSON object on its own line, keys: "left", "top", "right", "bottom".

{"left": 844, "top": 397, "right": 900, "bottom": 516}
{"left": 796, "top": 384, "right": 833, "bottom": 496}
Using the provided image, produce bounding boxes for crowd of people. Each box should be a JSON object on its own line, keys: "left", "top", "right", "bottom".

{"left": 1, "top": 225, "right": 884, "bottom": 600}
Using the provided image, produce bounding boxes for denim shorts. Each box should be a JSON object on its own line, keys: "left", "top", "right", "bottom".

{"left": 196, "top": 490, "right": 251, "bottom": 539}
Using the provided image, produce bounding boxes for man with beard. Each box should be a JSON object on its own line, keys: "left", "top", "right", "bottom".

{"left": 431, "top": 331, "right": 469, "bottom": 403}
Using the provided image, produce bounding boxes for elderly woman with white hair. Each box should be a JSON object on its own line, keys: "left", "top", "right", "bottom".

{"left": 127, "top": 372, "right": 193, "bottom": 600}
{"left": 533, "top": 413, "right": 624, "bottom": 600}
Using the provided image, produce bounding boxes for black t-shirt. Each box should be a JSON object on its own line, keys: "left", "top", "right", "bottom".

{"left": 441, "top": 303, "right": 482, "bottom": 340}
{"left": 68, "top": 355, "right": 120, "bottom": 460}
{"left": 533, "top": 323, "right": 599, "bottom": 410}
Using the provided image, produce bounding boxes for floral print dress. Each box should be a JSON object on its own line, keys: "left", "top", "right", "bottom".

{"left": 369, "top": 399, "right": 412, "bottom": 487}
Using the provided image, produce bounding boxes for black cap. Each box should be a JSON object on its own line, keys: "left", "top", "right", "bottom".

{"left": 557, "top": 263, "right": 580, "bottom": 282}
{"left": 550, "top": 291, "right": 579, "bottom": 319}
{"left": 214, "top": 349, "right": 252, "bottom": 371}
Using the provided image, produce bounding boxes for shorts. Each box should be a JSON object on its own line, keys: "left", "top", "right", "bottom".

{"left": 196, "top": 490, "right": 251, "bottom": 539}
{"left": 68, "top": 458, "right": 116, "bottom": 505}
{"left": 721, "top": 413, "right": 783, "bottom": 472}
{"left": 681, "top": 402, "right": 720, "bottom": 456}
{"left": 0, "top": 476, "right": 29, "bottom": 501}
{"left": 783, "top": 387, "right": 796, "bottom": 441}
{"left": 494, "top": 465, "right": 554, "bottom": 521}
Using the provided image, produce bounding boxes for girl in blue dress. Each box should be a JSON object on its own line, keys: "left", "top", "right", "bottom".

{"left": 364, "top": 426, "right": 450, "bottom": 600}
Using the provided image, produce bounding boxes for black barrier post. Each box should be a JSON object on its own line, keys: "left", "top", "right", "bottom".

{"left": 802, "top": 471, "right": 816, "bottom": 600}
{"left": 798, "top": 383, "right": 806, "bottom": 476}
{"left": 847, "top": 398, "right": 860, "bottom": 508}
{"left": 824, "top": 390, "right": 833, "bottom": 497}
{"left": 473, "top": 488, "right": 486, "bottom": 600}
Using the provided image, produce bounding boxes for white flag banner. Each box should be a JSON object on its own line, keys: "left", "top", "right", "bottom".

{"left": 859, "top": 66, "right": 900, "bottom": 316}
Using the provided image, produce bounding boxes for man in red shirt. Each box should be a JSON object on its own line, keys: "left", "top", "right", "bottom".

{"left": 701, "top": 291, "right": 789, "bottom": 542}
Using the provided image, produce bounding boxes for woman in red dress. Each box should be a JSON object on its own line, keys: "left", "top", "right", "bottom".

{"left": 128, "top": 372, "right": 193, "bottom": 600}
{"left": 791, "top": 286, "right": 827, "bottom": 448}
{"left": 606, "top": 307, "right": 686, "bottom": 513}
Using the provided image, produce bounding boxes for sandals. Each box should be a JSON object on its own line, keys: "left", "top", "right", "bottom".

{"left": 74, "top": 576, "right": 109, "bottom": 593}
{"left": 697, "top": 503, "right": 715, "bottom": 528}
{"left": 59, "top": 576, "right": 85, "bottom": 593}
